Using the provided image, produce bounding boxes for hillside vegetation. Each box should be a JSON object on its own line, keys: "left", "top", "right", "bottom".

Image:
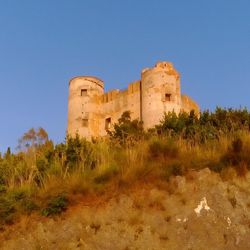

{"left": 0, "top": 107, "right": 250, "bottom": 229}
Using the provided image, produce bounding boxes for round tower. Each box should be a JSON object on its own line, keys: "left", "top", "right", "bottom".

{"left": 141, "top": 62, "right": 181, "bottom": 129}
{"left": 67, "top": 76, "right": 104, "bottom": 140}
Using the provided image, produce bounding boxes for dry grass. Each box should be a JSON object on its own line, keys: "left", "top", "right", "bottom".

{"left": 0, "top": 132, "right": 250, "bottom": 226}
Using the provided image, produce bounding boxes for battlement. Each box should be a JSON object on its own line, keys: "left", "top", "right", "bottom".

{"left": 67, "top": 61, "right": 199, "bottom": 139}
{"left": 101, "top": 89, "right": 120, "bottom": 103}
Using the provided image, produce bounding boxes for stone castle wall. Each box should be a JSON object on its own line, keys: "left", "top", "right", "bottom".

{"left": 67, "top": 62, "right": 199, "bottom": 139}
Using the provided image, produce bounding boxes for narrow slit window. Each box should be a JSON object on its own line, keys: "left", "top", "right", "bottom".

{"left": 81, "top": 89, "right": 87, "bottom": 96}
{"left": 82, "top": 119, "right": 88, "bottom": 127}
{"left": 105, "top": 117, "right": 111, "bottom": 130}
{"left": 165, "top": 93, "right": 171, "bottom": 101}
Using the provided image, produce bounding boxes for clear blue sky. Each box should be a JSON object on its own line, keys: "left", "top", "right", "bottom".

{"left": 0, "top": 0, "right": 249, "bottom": 153}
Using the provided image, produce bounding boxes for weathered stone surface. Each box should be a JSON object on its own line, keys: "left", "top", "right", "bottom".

{"left": 1, "top": 170, "right": 250, "bottom": 250}
{"left": 67, "top": 62, "right": 199, "bottom": 139}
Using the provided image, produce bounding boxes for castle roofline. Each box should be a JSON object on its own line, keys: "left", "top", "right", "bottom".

{"left": 69, "top": 76, "right": 104, "bottom": 88}
{"left": 141, "top": 61, "right": 180, "bottom": 79}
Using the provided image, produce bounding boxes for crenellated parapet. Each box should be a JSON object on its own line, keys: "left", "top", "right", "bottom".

{"left": 67, "top": 62, "right": 199, "bottom": 139}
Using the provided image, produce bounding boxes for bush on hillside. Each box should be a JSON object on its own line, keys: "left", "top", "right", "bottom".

{"left": 157, "top": 108, "right": 250, "bottom": 144}
{"left": 108, "top": 111, "right": 144, "bottom": 145}
{"left": 148, "top": 139, "right": 179, "bottom": 160}
{"left": 41, "top": 194, "right": 68, "bottom": 217}
{"left": 0, "top": 108, "right": 250, "bottom": 225}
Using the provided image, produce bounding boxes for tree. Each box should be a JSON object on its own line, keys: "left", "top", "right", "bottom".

{"left": 109, "top": 111, "right": 144, "bottom": 145}
{"left": 17, "top": 127, "right": 49, "bottom": 151}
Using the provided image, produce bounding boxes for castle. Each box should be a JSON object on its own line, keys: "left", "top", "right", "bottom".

{"left": 67, "top": 62, "right": 199, "bottom": 139}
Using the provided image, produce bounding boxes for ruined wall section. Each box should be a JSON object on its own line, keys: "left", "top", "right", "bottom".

{"left": 181, "top": 95, "right": 200, "bottom": 115}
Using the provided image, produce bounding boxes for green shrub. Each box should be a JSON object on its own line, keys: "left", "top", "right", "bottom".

{"left": 36, "top": 158, "right": 48, "bottom": 173}
{"left": 0, "top": 185, "right": 6, "bottom": 193}
{"left": 208, "top": 162, "right": 225, "bottom": 173}
{"left": 222, "top": 138, "right": 244, "bottom": 166}
{"left": 163, "top": 161, "right": 186, "bottom": 180}
{"left": 220, "top": 137, "right": 250, "bottom": 176}
{"left": 148, "top": 139, "right": 179, "bottom": 160}
{"left": 0, "top": 197, "right": 15, "bottom": 224}
{"left": 66, "top": 135, "right": 97, "bottom": 171}
{"left": 158, "top": 108, "right": 250, "bottom": 144}
{"left": 109, "top": 111, "right": 144, "bottom": 145}
{"left": 94, "top": 165, "right": 119, "bottom": 184}
{"left": 0, "top": 110, "right": 249, "bottom": 224}
{"left": 21, "top": 199, "right": 38, "bottom": 214}
{"left": 41, "top": 194, "right": 68, "bottom": 216}
{"left": 9, "top": 189, "right": 27, "bottom": 201}
{"left": 232, "top": 138, "right": 243, "bottom": 153}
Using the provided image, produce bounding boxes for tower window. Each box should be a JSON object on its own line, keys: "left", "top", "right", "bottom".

{"left": 82, "top": 119, "right": 88, "bottom": 127}
{"left": 105, "top": 117, "right": 111, "bottom": 130}
{"left": 81, "top": 89, "right": 87, "bottom": 96}
{"left": 165, "top": 93, "right": 171, "bottom": 101}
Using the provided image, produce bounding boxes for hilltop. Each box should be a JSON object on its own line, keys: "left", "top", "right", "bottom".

{"left": 1, "top": 108, "right": 250, "bottom": 249}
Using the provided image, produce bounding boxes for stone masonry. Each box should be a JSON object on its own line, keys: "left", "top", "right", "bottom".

{"left": 67, "top": 62, "right": 199, "bottom": 139}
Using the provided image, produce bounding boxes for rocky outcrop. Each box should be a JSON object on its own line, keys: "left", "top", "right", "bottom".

{"left": 1, "top": 169, "right": 250, "bottom": 250}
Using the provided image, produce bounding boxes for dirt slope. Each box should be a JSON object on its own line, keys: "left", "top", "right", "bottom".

{"left": 0, "top": 168, "right": 250, "bottom": 250}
